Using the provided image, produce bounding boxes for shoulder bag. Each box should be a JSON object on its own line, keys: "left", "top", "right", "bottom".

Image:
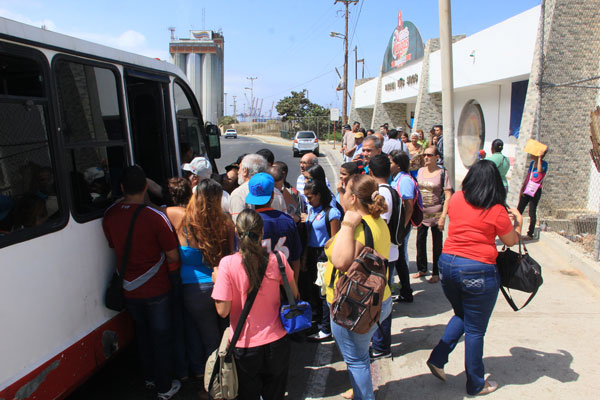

{"left": 204, "top": 268, "right": 266, "bottom": 399}
{"left": 496, "top": 239, "right": 543, "bottom": 311}
{"left": 104, "top": 204, "right": 146, "bottom": 312}
{"left": 275, "top": 251, "right": 312, "bottom": 334}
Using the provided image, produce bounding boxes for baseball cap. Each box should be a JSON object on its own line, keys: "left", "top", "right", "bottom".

{"left": 354, "top": 132, "right": 364, "bottom": 139}
{"left": 182, "top": 156, "right": 212, "bottom": 179}
{"left": 245, "top": 172, "right": 274, "bottom": 205}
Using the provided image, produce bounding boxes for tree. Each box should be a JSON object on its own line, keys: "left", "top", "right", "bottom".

{"left": 275, "top": 90, "right": 312, "bottom": 121}
{"left": 219, "top": 115, "right": 238, "bottom": 126}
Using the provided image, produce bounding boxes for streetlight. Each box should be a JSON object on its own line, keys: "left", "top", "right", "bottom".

{"left": 246, "top": 77, "right": 257, "bottom": 135}
{"left": 330, "top": 31, "right": 348, "bottom": 125}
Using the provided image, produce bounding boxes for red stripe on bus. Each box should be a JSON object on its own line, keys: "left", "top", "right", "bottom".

{"left": 0, "top": 312, "right": 134, "bottom": 400}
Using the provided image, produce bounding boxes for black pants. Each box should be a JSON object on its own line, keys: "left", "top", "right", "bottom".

{"left": 416, "top": 224, "right": 443, "bottom": 276}
{"left": 517, "top": 188, "right": 542, "bottom": 237}
{"left": 234, "top": 335, "right": 291, "bottom": 400}
{"left": 395, "top": 249, "right": 413, "bottom": 299}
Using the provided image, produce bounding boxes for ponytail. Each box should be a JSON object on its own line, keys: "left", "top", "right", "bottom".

{"left": 349, "top": 174, "right": 388, "bottom": 219}
{"left": 236, "top": 209, "right": 268, "bottom": 291}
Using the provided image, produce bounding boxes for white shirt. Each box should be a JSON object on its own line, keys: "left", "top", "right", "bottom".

{"left": 378, "top": 183, "right": 399, "bottom": 262}
{"left": 382, "top": 138, "right": 408, "bottom": 155}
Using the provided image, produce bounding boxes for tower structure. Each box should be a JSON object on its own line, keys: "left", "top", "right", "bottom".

{"left": 169, "top": 30, "right": 224, "bottom": 124}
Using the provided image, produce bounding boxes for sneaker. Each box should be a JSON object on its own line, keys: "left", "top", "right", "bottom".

{"left": 145, "top": 381, "right": 156, "bottom": 390}
{"left": 157, "top": 380, "right": 181, "bottom": 400}
{"left": 369, "top": 348, "right": 392, "bottom": 360}
{"left": 307, "top": 330, "right": 333, "bottom": 342}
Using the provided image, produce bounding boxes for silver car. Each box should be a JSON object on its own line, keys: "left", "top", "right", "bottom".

{"left": 224, "top": 129, "right": 238, "bottom": 139}
{"left": 293, "top": 131, "right": 319, "bottom": 157}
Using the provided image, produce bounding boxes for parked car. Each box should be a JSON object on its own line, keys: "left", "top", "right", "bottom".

{"left": 224, "top": 129, "right": 238, "bottom": 139}
{"left": 293, "top": 131, "right": 319, "bottom": 157}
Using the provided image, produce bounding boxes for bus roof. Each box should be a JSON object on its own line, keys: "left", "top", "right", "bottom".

{"left": 0, "top": 16, "right": 185, "bottom": 77}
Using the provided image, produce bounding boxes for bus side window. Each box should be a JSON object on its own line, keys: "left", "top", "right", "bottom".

{"left": 55, "top": 59, "right": 128, "bottom": 221}
{"left": 173, "top": 83, "right": 207, "bottom": 171}
{"left": 0, "top": 51, "right": 64, "bottom": 246}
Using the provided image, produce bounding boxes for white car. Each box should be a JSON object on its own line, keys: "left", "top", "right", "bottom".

{"left": 293, "top": 131, "right": 319, "bottom": 157}
{"left": 224, "top": 129, "right": 238, "bottom": 139}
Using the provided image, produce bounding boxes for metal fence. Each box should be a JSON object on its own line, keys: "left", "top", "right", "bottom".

{"left": 281, "top": 116, "right": 341, "bottom": 141}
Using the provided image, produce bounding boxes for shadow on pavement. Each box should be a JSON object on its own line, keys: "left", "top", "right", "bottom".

{"left": 393, "top": 281, "right": 453, "bottom": 319}
{"left": 390, "top": 324, "right": 447, "bottom": 358}
{"left": 376, "top": 347, "right": 578, "bottom": 399}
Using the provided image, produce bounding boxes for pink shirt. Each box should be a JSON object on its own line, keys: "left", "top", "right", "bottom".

{"left": 212, "top": 251, "right": 294, "bottom": 348}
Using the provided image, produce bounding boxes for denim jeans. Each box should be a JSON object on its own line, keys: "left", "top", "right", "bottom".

{"left": 331, "top": 297, "right": 393, "bottom": 400}
{"left": 126, "top": 292, "right": 172, "bottom": 393}
{"left": 183, "top": 282, "right": 222, "bottom": 373}
{"left": 428, "top": 254, "right": 500, "bottom": 395}
{"left": 371, "top": 262, "right": 397, "bottom": 352}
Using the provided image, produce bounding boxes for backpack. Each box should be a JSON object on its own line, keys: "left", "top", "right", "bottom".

{"left": 379, "top": 184, "right": 403, "bottom": 245}
{"left": 400, "top": 173, "right": 423, "bottom": 227}
{"left": 330, "top": 220, "right": 388, "bottom": 334}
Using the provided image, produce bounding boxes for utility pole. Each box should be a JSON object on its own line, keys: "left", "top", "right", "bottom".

{"left": 354, "top": 45, "right": 358, "bottom": 81}
{"left": 246, "top": 76, "right": 257, "bottom": 135}
{"left": 224, "top": 92, "right": 228, "bottom": 117}
{"left": 439, "top": 0, "right": 455, "bottom": 188}
{"left": 335, "top": 0, "right": 358, "bottom": 126}
{"left": 232, "top": 95, "right": 237, "bottom": 121}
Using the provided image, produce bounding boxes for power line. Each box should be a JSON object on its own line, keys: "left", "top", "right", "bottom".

{"left": 262, "top": 68, "right": 337, "bottom": 100}
{"left": 349, "top": 0, "right": 365, "bottom": 46}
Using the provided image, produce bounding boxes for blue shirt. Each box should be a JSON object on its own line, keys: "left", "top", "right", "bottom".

{"left": 307, "top": 205, "right": 342, "bottom": 247}
{"left": 528, "top": 160, "right": 548, "bottom": 178}
{"left": 179, "top": 231, "right": 212, "bottom": 284}
{"left": 396, "top": 172, "right": 416, "bottom": 200}
{"left": 258, "top": 208, "right": 303, "bottom": 262}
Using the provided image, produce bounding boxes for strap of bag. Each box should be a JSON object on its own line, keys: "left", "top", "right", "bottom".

{"left": 118, "top": 204, "right": 146, "bottom": 278}
{"left": 225, "top": 265, "right": 267, "bottom": 360}
{"left": 275, "top": 251, "right": 296, "bottom": 306}
{"left": 500, "top": 286, "right": 538, "bottom": 311}
{"left": 361, "top": 219, "right": 374, "bottom": 249}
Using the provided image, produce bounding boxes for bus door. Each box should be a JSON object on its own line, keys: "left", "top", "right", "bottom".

{"left": 125, "top": 70, "right": 176, "bottom": 187}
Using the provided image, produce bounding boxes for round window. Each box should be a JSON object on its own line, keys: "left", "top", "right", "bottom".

{"left": 457, "top": 100, "right": 485, "bottom": 167}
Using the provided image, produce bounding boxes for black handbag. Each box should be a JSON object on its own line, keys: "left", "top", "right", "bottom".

{"left": 496, "top": 240, "right": 543, "bottom": 311}
{"left": 104, "top": 204, "right": 146, "bottom": 311}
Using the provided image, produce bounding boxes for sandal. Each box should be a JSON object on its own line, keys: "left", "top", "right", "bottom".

{"left": 412, "top": 272, "right": 427, "bottom": 279}
{"left": 341, "top": 388, "right": 354, "bottom": 399}
{"left": 428, "top": 276, "right": 439, "bottom": 284}
{"left": 476, "top": 380, "right": 498, "bottom": 396}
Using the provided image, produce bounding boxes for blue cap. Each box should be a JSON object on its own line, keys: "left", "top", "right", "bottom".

{"left": 245, "top": 173, "right": 274, "bottom": 205}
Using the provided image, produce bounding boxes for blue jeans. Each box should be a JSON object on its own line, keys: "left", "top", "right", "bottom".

{"left": 371, "top": 262, "right": 396, "bottom": 352}
{"left": 331, "top": 297, "right": 393, "bottom": 400}
{"left": 428, "top": 254, "right": 500, "bottom": 395}
{"left": 183, "top": 282, "right": 222, "bottom": 374}
{"left": 126, "top": 292, "right": 172, "bottom": 393}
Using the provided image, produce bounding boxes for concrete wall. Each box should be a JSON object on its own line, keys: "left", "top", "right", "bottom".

{"left": 413, "top": 38, "right": 442, "bottom": 133}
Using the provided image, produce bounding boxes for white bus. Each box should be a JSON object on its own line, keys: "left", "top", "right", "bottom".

{"left": 0, "top": 17, "right": 221, "bottom": 399}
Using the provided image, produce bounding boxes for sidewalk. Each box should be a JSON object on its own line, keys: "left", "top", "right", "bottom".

{"left": 251, "top": 133, "right": 600, "bottom": 399}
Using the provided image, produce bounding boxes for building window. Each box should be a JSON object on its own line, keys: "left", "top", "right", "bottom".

{"left": 457, "top": 100, "right": 485, "bottom": 168}
{"left": 55, "top": 59, "right": 128, "bottom": 220}
{"left": 0, "top": 51, "right": 64, "bottom": 246}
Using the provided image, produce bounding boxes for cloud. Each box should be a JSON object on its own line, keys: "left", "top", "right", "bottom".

{"left": 0, "top": 8, "right": 57, "bottom": 30}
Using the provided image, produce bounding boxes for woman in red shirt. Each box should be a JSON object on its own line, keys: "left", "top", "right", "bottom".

{"left": 426, "top": 160, "right": 522, "bottom": 396}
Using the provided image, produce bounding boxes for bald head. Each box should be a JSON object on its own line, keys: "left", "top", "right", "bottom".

{"left": 300, "top": 152, "right": 318, "bottom": 173}
{"left": 374, "top": 133, "right": 385, "bottom": 144}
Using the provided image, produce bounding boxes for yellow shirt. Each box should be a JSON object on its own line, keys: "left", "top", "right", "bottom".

{"left": 324, "top": 215, "right": 392, "bottom": 304}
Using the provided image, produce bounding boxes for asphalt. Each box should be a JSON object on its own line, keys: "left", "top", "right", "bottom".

{"left": 250, "top": 133, "right": 600, "bottom": 399}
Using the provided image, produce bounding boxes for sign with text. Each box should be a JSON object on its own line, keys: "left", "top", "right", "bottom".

{"left": 330, "top": 108, "right": 339, "bottom": 121}
{"left": 381, "top": 11, "right": 424, "bottom": 74}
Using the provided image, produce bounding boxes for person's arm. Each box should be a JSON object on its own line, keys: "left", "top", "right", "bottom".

{"left": 403, "top": 198, "right": 413, "bottom": 227}
{"left": 499, "top": 208, "right": 523, "bottom": 247}
{"left": 345, "top": 145, "right": 356, "bottom": 157}
{"left": 214, "top": 300, "right": 231, "bottom": 318}
{"left": 291, "top": 259, "right": 300, "bottom": 285}
{"left": 330, "top": 218, "right": 341, "bottom": 236}
{"left": 165, "top": 247, "right": 180, "bottom": 264}
{"left": 331, "top": 210, "right": 363, "bottom": 271}
{"left": 437, "top": 189, "right": 453, "bottom": 230}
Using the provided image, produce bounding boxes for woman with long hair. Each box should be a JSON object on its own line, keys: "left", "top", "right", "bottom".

{"left": 414, "top": 146, "right": 453, "bottom": 283}
{"left": 212, "top": 209, "right": 299, "bottom": 400}
{"left": 426, "top": 160, "right": 522, "bottom": 396}
{"left": 176, "top": 179, "right": 234, "bottom": 377}
{"left": 324, "top": 174, "right": 393, "bottom": 400}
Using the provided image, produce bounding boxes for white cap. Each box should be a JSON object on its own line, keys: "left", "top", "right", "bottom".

{"left": 182, "top": 156, "right": 212, "bottom": 179}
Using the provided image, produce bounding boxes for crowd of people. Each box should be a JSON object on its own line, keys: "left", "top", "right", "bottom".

{"left": 102, "top": 120, "right": 548, "bottom": 400}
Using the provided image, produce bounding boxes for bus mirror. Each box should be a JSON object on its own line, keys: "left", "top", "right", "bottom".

{"left": 206, "top": 124, "right": 221, "bottom": 159}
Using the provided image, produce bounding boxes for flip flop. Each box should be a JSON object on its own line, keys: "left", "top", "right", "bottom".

{"left": 341, "top": 388, "right": 354, "bottom": 399}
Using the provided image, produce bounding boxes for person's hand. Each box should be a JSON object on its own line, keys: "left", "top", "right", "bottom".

{"left": 508, "top": 208, "right": 523, "bottom": 226}
{"left": 343, "top": 210, "right": 362, "bottom": 228}
{"left": 301, "top": 213, "right": 308, "bottom": 223}
{"left": 437, "top": 215, "right": 446, "bottom": 231}
{"left": 212, "top": 267, "right": 219, "bottom": 283}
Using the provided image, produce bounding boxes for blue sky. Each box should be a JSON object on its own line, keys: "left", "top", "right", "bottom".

{"left": 0, "top": 0, "right": 540, "bottom": 118}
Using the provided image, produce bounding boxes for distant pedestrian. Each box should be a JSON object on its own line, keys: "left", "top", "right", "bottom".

{"left": 212, "top": 209, "right": 298, "bottom": 400}
{"left": 433, "top": 125, "right": 444, "bottom": 166}
{"left": 517, "top": 149, "right": 548, "bottom": 240}
{"left": 382, "top": 129, "right": 407, "bottom": 155}
{"left": 414, "top": 147, "right": 453, "bottom": 283}
{"left": 341, "top": 125, "right": 355, "bottom": 162}
{"left": 407, "top": 132, "right": 425, "bottom": 179}
{"left": 485, "top": 139, "right": 510, "bottom": 194}
{"left": 427, "top": 160, "right": 522, "bottom": 396}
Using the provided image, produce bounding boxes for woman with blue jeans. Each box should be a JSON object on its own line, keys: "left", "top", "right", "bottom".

{"left": 426, "top": 160, "right": 522, "bottom": 396}
{"left": 325, "top": 174, "right": 393, "bottom": 400}
{"left": 172, "top": 179, "right": 235, "bottom": 383}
